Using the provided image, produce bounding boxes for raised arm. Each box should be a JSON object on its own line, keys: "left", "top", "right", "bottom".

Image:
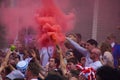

{"left": 30, "top": 49, "right": 47, "bottom": 77}
{"left": 56, "top": 45, "right": 67, "bottom": 76}
{"left": 0, "top": 50, "right": 12, "bottom": 73}
{"left": 66, "top": 37, "right": 88, "bottom": 56}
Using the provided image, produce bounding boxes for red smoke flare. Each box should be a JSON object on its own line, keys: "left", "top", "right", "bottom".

{"left": 36, "top": 0, "right": 75, "bottom": 47}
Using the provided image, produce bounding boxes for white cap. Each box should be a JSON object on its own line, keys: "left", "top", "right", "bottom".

{"left": 16, "top": 60, "right": 28, "bottom": 73}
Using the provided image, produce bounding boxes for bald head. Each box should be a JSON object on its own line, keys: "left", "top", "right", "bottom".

{"left": 90, "top": 48, "right": 101, "bottom": 61}
{"left": 91, "top": 48, "right": 101, "bottom": 56}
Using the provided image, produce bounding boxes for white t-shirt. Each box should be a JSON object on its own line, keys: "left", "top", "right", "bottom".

{"left": 88, "top": 61, "right": 102, "bottom": 70}
{"left": 103, "top": 51, "right": 114, "bottom": 66}
{"left": 40, "top": 46, "right": 54, "bottom": 67}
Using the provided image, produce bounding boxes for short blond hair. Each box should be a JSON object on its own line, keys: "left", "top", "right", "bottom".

{"left": 107, "top": 34, "right": 116, "bottom": 40}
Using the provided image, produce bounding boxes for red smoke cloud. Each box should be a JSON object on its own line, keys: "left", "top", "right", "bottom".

{"left": 36, "top": 0, "right": 75, "bottom": 47}
{"left": 1, "top": 0, "right": 41, "bottom": 43}
{"left": 0, "top": 0, "right": 75, "bottom": 46}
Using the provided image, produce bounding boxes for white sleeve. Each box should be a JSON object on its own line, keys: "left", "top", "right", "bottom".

{"left": 66, "top": 37, "right": 88, "bottom": 56}
{"left": 40, "top": 47, "right": 49, "bottom": 67}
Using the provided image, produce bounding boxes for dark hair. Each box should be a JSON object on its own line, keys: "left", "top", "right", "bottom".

{"left": 27, "top": 60, "right": 41, "bottom": 76}
{"left": 87, "top": 39, "right": 98, "bottom": 47}
{"left": 70, "top": 70, "right": 80, "bottom": 78}
{"left": 45, "top": 71, "right": 64, "bottom": 80}
{"left": 50, "top": 57, "right": 60, "bottom": 68}
{"left": 96, "top": 66, "right": 120, "bottom": 80}
{"left": 54, "top": 58, "right": 60, "bottom": 65}
{"left": 66, "top": 49, "right": 73, "bottom": 55}
{"left": 67, "top": 58, "right": 78, "bottom": 64}
{"left": 75, "top": 33, "right": 82, "bottom": 42}
{"left": 15, "top": 55, "right": 20, "bottom": 60}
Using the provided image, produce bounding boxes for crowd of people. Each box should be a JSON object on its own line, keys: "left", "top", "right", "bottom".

{"left": 0, "top": 33, "right": 120, "bottom": 80}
